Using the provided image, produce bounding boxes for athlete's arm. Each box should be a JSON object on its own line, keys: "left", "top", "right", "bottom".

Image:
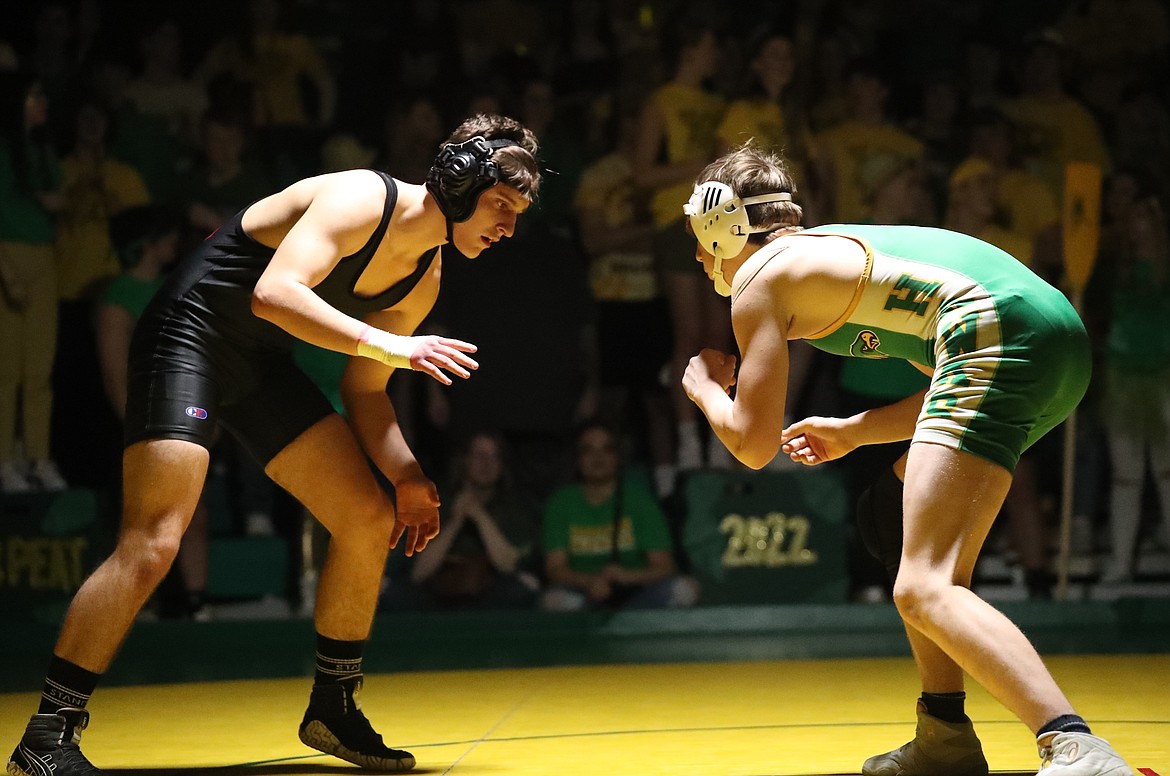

{"left": 780, "top": 388, "right": 928, "bottom": 466}
{"left": 251, "top": 172, "right": 476, "bottom": 381}
{"left": 251, "top": 172, "right": 388, "bottom": 354}
{"left": 848, "top": 389, "right": 929, "bottom": 444}
{"left": 685, "top": 281, "right": 789, "bottom": 469}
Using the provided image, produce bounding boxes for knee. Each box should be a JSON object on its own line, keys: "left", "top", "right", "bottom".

{"left": 891, "top": 573, "right": 947, "bottom": 628}
{"left": 114, "top": 527, "right": 183, "bottom": 590}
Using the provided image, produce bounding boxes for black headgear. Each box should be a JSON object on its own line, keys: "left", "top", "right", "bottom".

{"left": 425, "top": 136, "right": 519, "bottom": 223}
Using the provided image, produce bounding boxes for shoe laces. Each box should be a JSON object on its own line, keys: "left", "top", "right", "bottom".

{"left": 310, "top": 681, "right": 384, "bottom": 750}
{"left": 333, "top": 704, "right": 384, "bottom": 749}
{"left": 1039, "top": 733, "right": 1081, "bottom": 767}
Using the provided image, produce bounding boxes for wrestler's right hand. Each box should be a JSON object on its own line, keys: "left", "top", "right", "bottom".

{"left": 389, "top": 475, "right": 442, "bottom": 556}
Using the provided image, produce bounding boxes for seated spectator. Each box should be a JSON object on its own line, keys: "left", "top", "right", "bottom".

{"left": 383, "top": 431, "right": 541, "bottom": 611}
{"left": 541, "top": 420, "right": 698, "bottom": 611}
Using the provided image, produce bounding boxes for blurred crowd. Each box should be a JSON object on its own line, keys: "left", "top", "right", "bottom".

{"left": 1, "top": 0, "right": 1168, "bottom": 617}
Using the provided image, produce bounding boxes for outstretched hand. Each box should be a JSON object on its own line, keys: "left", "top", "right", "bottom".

{"left": 410, "top": 335, "right": 479, "bottom": 385}
{"left": 389, "top": 476, "right": 442, "bottom": 556}
{"left": 780, "top": 416, "right": 857, "bottom": 466}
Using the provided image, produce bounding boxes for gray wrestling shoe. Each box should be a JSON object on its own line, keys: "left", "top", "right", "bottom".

{"left": 8, "top": 708, "right": 100, "bottom": 776}
{"left": 299, "top": 677, "right": 415, "bottom": 771}
{"left": 862, "top": 700, "right": 989, "bottom": 776}
{"left": 1036, "top": 732, "right": 1135, "bottom": 775}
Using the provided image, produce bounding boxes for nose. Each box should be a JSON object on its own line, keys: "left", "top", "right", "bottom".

{"left": 498, "top": 212, "right": 517, "bottom": 238}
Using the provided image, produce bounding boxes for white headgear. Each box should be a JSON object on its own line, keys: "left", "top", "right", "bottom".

{"left": 684, "top": 182, "right": 792, "bottom": 296}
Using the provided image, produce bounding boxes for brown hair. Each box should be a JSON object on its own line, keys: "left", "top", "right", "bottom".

{"left": 695, "top": 143, "right": 803, "bottom": 240}
{"left": 444, "top": 113, "right": 542, "bottom": 200}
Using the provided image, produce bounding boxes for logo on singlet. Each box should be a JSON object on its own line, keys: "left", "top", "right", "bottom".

{"left": 185, "top": 406, "right": 208, "bottom": 420}
{"left": 850, "top": 330, "right": 888, "bottom": 359}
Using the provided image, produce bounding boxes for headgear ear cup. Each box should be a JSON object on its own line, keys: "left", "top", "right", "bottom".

{"left": 683, "top": 183, "right": 793, "bottom": 296}
{"left": 426, "top": 136, "right": 519, "bottom": 223}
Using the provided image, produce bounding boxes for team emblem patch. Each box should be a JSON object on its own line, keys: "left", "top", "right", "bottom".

{"left": 185, "top": 406, "right": 209, "bottom": 420}
{"left": 850, "top": 330, "right": 888, "bottom": 358}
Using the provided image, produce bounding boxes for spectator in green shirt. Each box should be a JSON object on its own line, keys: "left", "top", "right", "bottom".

{"left": 541, "top": 420, "right": 699, "bottom": 610}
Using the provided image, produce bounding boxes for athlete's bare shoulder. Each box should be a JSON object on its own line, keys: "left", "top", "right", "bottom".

{"left": 733, "top": 230, "right": 868, "bottom": 339}
{"left": 243, "top": 170, "right": 388, "bottom": 246}
{"left": 766, "top": 231, "right": 868, "bottom": 287}
{"left": 299, "top": 170, "right": 389, "bottom": 226}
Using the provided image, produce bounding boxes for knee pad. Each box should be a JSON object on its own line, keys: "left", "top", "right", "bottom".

{"left": 856, "top": 466, "right": 905, "bottom": 584}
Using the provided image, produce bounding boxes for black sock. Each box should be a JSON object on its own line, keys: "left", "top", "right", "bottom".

{"left": 1038, "top": 714, "right": 1092, "bottom": 737}
{"left": 38, "top": 656, "right": 101, "bottom": 714}
{"left": 920, "top": 691, "right": 968, "bottom": 723}
{"left": 314, "top": 634, "right": 364, "bottom": 686}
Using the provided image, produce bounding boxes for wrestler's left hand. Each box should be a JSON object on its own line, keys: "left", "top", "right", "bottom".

{"left": 389, "top": 476, "right": 442, "bottom": 556}
{"left": 409, "top": 335, "right": 479, "bottom": 386}
{"left": 780, "top": 416, "right": 856, "bottom": 466}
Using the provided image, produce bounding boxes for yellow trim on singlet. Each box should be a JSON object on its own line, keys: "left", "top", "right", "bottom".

{"left": 800, "top": 232, "right": 873, "bottom": 341}
{"left": 731, "top": 248, "right": 780, "bottom": 304}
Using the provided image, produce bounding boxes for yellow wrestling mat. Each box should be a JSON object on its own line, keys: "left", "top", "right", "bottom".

{"left": 2, "top": 655, "right": 1166, "bottom": 775}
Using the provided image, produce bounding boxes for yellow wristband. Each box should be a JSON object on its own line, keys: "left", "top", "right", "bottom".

{"left": 357, "top": 326, "right": 414, "bottom": 369}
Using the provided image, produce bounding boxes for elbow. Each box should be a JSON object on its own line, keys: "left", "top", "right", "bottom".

{"left": 739, "top": 453, "right": 772, "bottom": 471}
{"left": 733, "top": 438, "right": 781, "bottom": 471}
{"left": 250, "top": 279, "right": 284, "bottom": 322}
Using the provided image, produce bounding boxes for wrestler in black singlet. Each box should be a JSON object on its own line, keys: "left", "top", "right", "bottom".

{"left": 124, "top": 172, "right": 436, "bottom": 464}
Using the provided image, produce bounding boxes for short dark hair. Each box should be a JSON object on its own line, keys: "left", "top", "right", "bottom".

{"left": 443, "top": 113, "right": 542, "bottom": 200}
{"left": 695, "top": 143, "right": 804, "bottom": 238}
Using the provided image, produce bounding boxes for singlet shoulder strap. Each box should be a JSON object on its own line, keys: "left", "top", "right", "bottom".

{"left": 347, "top": 172, "right": 397, "bottom": 260}
{"left": 800, "top": 231, "right": 874, "bottom": 340}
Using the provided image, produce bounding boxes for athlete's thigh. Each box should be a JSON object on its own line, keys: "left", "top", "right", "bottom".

{"left": 900, "top": 440, "right": 1013, "bottom": 582}
{"left": 263, "top": 413, "right": 393, "bottom": 537}
{"left": 120, "top": 438, "right": 210, "bottom": 538}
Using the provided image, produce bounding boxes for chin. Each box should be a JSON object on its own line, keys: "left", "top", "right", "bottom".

{"left": 456, "top": 241, "right": 484, "bottom": 258}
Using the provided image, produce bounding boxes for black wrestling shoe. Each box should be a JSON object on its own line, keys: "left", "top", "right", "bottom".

{"left": 7, "top": 708, "right": 100, "bottom": 776}
{"left": 299, "top": 677, "right": 415, "bottom": 771}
